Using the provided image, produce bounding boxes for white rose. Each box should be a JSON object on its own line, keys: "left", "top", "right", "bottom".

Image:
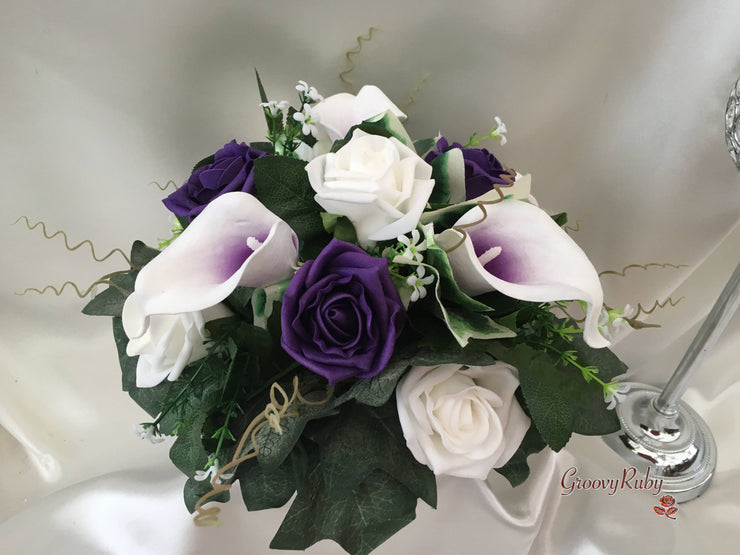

{"left": 311, "top": 85, "right": 406, "bottom": 142}
{"left": 305, "top": 129, "right": 435, "bottom": 247}
{"left": 126, "top": 304, "right": 231, "bottom": 388}
{"left": 396, "top": 362, "right": 530, "bottom": 479}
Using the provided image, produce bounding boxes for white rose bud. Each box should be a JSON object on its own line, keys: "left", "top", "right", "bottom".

{"left": 306, "top": 129, "right": 435, "bottom": 247}
{"left": 126, "top": 304, "right": 231, "bottom": 387}
{"left": 396, "top": 362, "right": 530, "bottom": 479}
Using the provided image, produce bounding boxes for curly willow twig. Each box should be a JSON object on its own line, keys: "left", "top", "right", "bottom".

{"left": 632, "top": 297, "right": 685, "bottom": 320}
{"left": 16, "top": 270, "right": 132, "bottom": 298}
{"left": 194, "top": 377, "right": 334, "bottom": 526}
{"left": 563, "top": 221, "right": 581, "bottom": 233}
{"left": 150, "top": 180, "right": 178, "bottom": 192}
{"left": 599, "top": 262, "right": 689, "bottom": 278}
{"left": 338, "top": 26, "right": 378, "bottom": 92}
{"left": 401, "top": 72, "right": 432, "bottom": 112}
{"left": 13, "top": 216, "right": 132, "bottom": 266}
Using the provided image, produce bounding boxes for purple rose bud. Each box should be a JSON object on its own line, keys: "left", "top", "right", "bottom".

{"left": 163, "top": 140, "right": 267, "bottom": 221}
{"left": 281, "top": 239, "right": 405, "bottom": 385}
{"left": 425, "top": 137, "right": 510, "bottom": 200}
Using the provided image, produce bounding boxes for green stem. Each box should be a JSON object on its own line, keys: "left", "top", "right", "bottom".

{"left": 152, "top": 363, "right": 205, "bottom": 427}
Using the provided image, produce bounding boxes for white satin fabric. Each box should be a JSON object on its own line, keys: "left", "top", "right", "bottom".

{"left": 1, "top": 1, "right": 738, "bottom": 553}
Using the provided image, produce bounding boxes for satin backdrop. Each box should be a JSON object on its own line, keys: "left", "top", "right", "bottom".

{"left": 1, "top": 1, "right": 738, "bottom": 553}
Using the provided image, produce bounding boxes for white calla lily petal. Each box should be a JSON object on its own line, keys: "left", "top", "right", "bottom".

{"left": 438, "top": 199, "right": 609, "bottom": 348}
{"left": 312, "top": 85, "right": 406, "bottom": 142}
{"left": 122, "top": 192, "right": 298, "bottom": 340}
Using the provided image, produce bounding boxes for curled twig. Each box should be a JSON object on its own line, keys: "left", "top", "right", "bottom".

{"left": 563, "top": 221, "right": 581, "bottom": 233}
{"left": 13, "top": 216, "right": 132, "bottom": 266}
{"left": 338, "top": 26, "right": 378, "bottom": 91}
{"left": 16, "top": 270, "right": 133, "bottom": 298}
{"left": 599, "top": 262, "right": 689, "bottom": 278}
{"left": 150, "top": 180, "right": 178, "bottom": 192}
{"left": 194, "top": 377, "right": 333, "bottom": 526}
{"left": 401, "top": 72, "right": 432, "bottom": 113}
{"left": 632, "top": 297, "right": 685, "bottom": 320}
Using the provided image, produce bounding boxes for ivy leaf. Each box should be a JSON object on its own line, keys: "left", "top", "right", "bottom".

{"left": 428, "top": 148, "right": 465, "bottom": 204}
{"left": 253, "top": 156, "right": 327, "bottom": 251}
{"left": 237, "top": 447, "right": 307, "bottom": 511}
{"left": 271, "top": 465, "right": 418, "bottom": 555}
{"left": 82, "top": 272, "right": 135, "bottom": 317}
{"left": 337, "top": 359, "right": 410, "bottom": 407}
{"left": 330, "top": 122, "right": 393, "bottom": 152}
{"left": 313, "top": 400, "right": 436, "bottom": 508}
{"left": 413, "top": 137, "right": 437, "bottom": 158}
{"left": 363, "top": 110, "right": 414, "bottom": 149}
{"left": 255, "top": 398, "right": 338, "bottom": 471}
{"left": 169, "top": 410, "right": 209, "bottom": 476}
{"left": 486, "top": 343, "right": 575, "bottom": 452}
{"left": 493, "top": 422, "right": 548, "bottom": 487}
{"left": 271, "top": 404, "right": 436, "bottom": 555}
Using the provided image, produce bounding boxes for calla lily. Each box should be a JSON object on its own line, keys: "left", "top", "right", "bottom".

{"left": 436, "top": 199, "right": 609, "bottom": 348}
{"left": 123, "top": 192, "right": 299, "bottom": 341}
{"left": 311, "top": 85, "right": 407, "bottom": 142}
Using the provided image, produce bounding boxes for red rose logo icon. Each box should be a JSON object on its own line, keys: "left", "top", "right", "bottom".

{"left": 653, "top": 495, "right": 678, "bottom": 519}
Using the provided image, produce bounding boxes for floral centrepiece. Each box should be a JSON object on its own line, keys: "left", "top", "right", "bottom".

{"left": 83, "top": 76, "right": 630, "bottom": 555}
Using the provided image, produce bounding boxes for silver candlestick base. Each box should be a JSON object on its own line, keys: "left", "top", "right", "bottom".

{"left": 603, "top": 385, "right": 717, "bottom": 502}
{"left": 603, "top": 262, "right": 739, "bottom": 503}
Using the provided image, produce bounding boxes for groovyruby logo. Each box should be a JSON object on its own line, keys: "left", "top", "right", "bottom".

{"left": 653, "top": 495, "right": 679, "bottom": 520}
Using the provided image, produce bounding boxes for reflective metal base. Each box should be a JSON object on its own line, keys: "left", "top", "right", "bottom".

{"left": 603, "top": 384, "right": 717, "bottom": 503}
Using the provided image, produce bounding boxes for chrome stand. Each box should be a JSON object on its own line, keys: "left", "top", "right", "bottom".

{"left": 604, "top": 263, "right": 740, "bottom": 502}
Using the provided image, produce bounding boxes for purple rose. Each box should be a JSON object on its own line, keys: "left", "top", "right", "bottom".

{"left": 425, "top": 137, "right": 510, "bottom": 200}
{"left": 281, "top": 239, "right": 405, "bottom": 385}
{"left": 163, "top": 140, "right": 267, "bottom": 221}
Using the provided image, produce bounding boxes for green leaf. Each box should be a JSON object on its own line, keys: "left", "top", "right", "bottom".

{"left": 252, "top": 281, "right": 289, "bottom": 329}
{"left": 320, "top": 213, "right": 358, "bottom": 244}
{"left": 82, "top": 272, "right": 135, "bottom": 317}
{"left": 314, "top": 401, "right": 436, "bottom": 508}
{"left": 493, "top": 423, "right": 548, "bottom": 487}
{"left": 428, "top": 148, "right": 465, "bottom": 204}
{"left": 192, "top": 154, "right": 215, "bottom": 174}
{"left": 249, "top": 141, "right": 274, "bottom": 154}
{"left": 252, "top": 156, "right": 327, "bottom": 250}
{"left": 551, "top": 212, "right": 568, "bottom": 227}
{"left": 363, "top": 110, "right": 414, "bottom": 149}
{"left": 130, "top": 240, "right": 160, "bottom": 269}
{"left": 183, "top": 475, "right": 231, "bottom": 514}
{"left": 338, "top": 360, "right": 410, "bottom": 407}
{"left": 271, "top": 465, "right": 418, "bottom": 555}
{"left": 486, "top": 343, "right": 575, "bottom": 451}
{"left": 238, "top": 448, "right": 307, "bottom": 511}
{"left": 423, "top": 241, "right": 493, "bottom": 314}
{"left": 413, "top": 137, "right": 437, "bottom": 157}
{"left": 255, "top": 397, "right": 337, "bottom": 471}
{"left": 330, "top": 122, "right": 393, "bottom": 153}
{"left": 169, "top": 410, "right": 209, "bottom": 476}
{"left": 272, "top": 401, "right": 436, "bottom": 555}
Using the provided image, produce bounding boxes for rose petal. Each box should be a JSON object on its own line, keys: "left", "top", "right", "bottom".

{"left": 312, "top": 85, "right": 407, "bottom": 142}
{"left": 437, "top": 199, "right": 609, "bottom": 348}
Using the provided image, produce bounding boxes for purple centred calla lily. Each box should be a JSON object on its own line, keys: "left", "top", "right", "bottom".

{"left": 425, "top": 137, "right": 511, "bottom": 200}
{"left": 123, "top": 192, "right": 299, "bottom": 342}
{"left": 281, "top": 239, "right": 405, "bottom": 385}
{"left": 163, "top": 140, "right": 267, "bottom": 221}
{"left": 436, "top": 199, "right": 609, "bottom": 348}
